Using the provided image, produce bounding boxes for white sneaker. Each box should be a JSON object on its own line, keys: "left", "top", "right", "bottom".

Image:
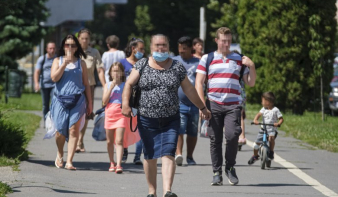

{"left": 175, "top": 155, "right": 183, "bottom": 166}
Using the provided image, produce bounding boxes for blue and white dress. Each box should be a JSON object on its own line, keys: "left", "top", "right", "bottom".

{"left": 50, "top": 57, "right": 86, "bottom": 139}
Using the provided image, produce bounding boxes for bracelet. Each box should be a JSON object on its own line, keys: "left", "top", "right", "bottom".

{"left": 200, "top": 106, "right": 206, "bottom": 111}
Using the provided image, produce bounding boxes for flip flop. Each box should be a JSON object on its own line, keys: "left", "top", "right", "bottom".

{"left": 55, "top": 154, "right": 63, "bottom": 168}
{"left": 65, "top": 163, "right": 77, "bottom": 171}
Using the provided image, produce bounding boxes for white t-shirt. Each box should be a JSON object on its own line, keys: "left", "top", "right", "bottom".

{"left": 260, "top": 107, "right": 283, "bottom": 132}
{"left": 102, "top": 50, "right": 125, "bottom": 82}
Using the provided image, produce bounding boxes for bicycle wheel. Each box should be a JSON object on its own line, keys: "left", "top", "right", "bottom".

{"left": 261, "top": 146, "right": 267, "bottom": 169}
{"left": 266, "top": 160, "right": 271, "bottom": 168}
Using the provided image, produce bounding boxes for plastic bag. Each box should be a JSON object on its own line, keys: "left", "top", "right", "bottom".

{"left": 44, "top": 111, "right": 56, "bottom": 139}
{"left": 92, "top": 111, "right": 106, "bottom": 141}
{"left": 200, "top": 120, "right": 209, "bottom": 138}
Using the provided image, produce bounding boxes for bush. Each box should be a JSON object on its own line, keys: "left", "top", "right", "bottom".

{"left": 0, "top": 111, "right": 26, "bottom": 158}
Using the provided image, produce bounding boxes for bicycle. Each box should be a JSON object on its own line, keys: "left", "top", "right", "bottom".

{"left": 250, "top": 121, "right": 280, "bottom": 169}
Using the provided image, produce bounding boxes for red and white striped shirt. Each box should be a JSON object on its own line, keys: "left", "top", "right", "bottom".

{"left": 196, "top": 51, "right": 249, "bottom": 105}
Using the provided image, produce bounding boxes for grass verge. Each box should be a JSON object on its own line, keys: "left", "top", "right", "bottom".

{"left": 0, "top": 182, "right": 13, "bottom": 197}
{"left": 246, "top": 104, "right": 338, "bottom": 152}
{"left": 0, "top": 93, "right": 42, "bottom": 111}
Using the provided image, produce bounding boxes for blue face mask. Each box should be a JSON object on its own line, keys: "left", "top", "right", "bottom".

{"left": 134, "top": 51, "right": 144, "bottom": 59}
{"left": 152, "top": 52, "right": 169, "bottom": 62}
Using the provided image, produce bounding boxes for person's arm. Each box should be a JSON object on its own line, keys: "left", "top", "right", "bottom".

{"left": 242, "top": 56, "right": 256, "bottom": 87}
{"left": 253, "top": 112, "right": 262, "bottom": 124}
{"left": 121, "top": 68, "right": 140, "bottom": 117}
{"left": 181, "top": 76, "right": 211, "bottom": 120}
{"left": 274, "top": 117, "right": 284, "bottom": 127}
{"left": 34, "top": 69, "right": 41, "bottom": 92}
{"left": 102, "top": 81, "right": 115, "bottom": 106}
{"left": 95, "top": 50, "right": 106, "bottom": 86}
{"left": 81, "top": 60, "right": 93, "bottom": 115}
{"left": 51, "top": 57, "right": 71, "bottom": 82}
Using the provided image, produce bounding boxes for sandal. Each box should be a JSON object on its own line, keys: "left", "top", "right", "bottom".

{"left": 65, "top": 163, "right": 77, "bottom": 171}
{"left": 76, "top": 144, "right": 85, "bottom": 153}
{"left": 109, "top": 162, "right": 116, "bottom": 172}
{"left": 115, "top": 166, "right": 123, "bottom": 174}
{"left": 55, "top": 154, "right": 63, "bottom": 168}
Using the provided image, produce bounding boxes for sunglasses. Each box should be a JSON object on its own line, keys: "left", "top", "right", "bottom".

{"left": 64, "top": 44, "right": 77, "bottom": 48}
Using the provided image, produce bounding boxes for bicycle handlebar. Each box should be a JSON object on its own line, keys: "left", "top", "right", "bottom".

{"left": 251, "top": 122, "right": 280, "bottom": 127}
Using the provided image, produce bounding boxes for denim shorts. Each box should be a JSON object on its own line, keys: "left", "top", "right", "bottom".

{"left": 137, "top": 113, "right": 180, "bottom": 159}
{"left": 179, "top": 102, "right": 199, "bottom": 137}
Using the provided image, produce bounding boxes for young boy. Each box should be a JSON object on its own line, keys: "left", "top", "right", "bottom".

{"left": 248, "top": 92, "right": 284, "bottom": 164}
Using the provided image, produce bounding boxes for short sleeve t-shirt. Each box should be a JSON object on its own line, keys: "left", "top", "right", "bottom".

{"left": 196, "top": 51, "right": 249, "bottom": 105}
{"left": 135, "top": 58, "right": 187, "bottom": 118}
{"left": 102, "top": 50, "right": 125, "bottom": 82}
{"left": 120, "top": 58, "right": 133, "bottom": 78}
{"left": 107, "top": 81, "right": 125, "bottom": 105}
{"left": 35, "top": 54, "right": 56, "bottom": 88}
{"left": 172, "top": 55, "right": 200, "bottom": 106}
{"left": 81, "top": 47, "right": 104, "bottom": 86}
{"left": 260, "top": 107, "right": 283, "bottom": 132}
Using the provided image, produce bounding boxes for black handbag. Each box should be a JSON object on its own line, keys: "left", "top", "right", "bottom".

{"left": 129, "top": 58, "right": 148, "bottom": 109}
{"left": 129, "top": 59, "right": 148, "bottom": 132}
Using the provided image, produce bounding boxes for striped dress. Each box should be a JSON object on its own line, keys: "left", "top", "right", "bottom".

{"left": 50, "top": 57, "right": 86, "bottom": 139}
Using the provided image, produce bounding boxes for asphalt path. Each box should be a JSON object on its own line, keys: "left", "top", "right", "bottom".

{"left": 3, "top": 87, "right": 338, "bottom": 197}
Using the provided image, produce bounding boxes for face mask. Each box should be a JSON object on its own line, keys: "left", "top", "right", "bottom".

{"left": 152, "top": 52, "right": 169, "bottom": 62}
{"left": 134, "top": 51, "right": 144, "bottom": 59}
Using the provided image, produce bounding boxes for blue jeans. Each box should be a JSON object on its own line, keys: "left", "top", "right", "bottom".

{"left": 137, "top": 113, "right": 180, "bottom": 159}
{"left": 41, "top": 87, "right": 54, "bottom": 121}
{"left": 179, "top": 102, "right": 199, "bottom": 137}
{"left": 135, "top": 140, "right": 143, "bottom": 158}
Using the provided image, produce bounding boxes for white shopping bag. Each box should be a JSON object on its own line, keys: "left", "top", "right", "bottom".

{"left": 200, "top": 120, "right": 209, "bottom": 138}
{"left": 44, "top": 111, "right": 56, "bottom": 139}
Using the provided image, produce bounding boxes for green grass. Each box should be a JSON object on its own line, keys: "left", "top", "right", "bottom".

{"left": 246, "top": 104, "right": 338, "bottom": 152}
{"left": 0, "top": 182, "right": 13, "bottom": 197}
{"left": 0, "top": 93, "right": 42, "bottom": 111}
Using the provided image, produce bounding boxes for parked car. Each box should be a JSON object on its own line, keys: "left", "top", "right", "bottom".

{"left": 328, "top": 55, "right": 338, "bottom": 116}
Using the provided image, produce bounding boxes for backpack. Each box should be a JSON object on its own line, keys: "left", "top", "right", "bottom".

{"left": 205, "top": 52, "right": 247, "bottom": 82}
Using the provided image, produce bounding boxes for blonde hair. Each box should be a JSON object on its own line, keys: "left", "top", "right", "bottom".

{"left": 215, "top": 27, "right": 232, "bottom": 39}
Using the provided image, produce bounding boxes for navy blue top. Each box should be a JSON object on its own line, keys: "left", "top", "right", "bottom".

{"left": 120, "top": 58, "right": 134, "bottom": 78}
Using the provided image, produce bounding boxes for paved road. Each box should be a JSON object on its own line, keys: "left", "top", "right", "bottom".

{"left": 3, "top": 87, "right": 338, "bottom": 197}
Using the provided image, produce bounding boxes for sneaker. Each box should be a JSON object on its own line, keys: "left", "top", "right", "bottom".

{"left": 164, "top": 191, "right": 178, "bottom": 197}
{"left": 211, "top": 172, "right": 223, "bottom": 186}
{"left": 122, "top": 148, "right": 128, "bottom": 163}
{"left": 147, "top": 195, "right": 155, "bottom": 197}
{"left": 133, "top": 157, "right": 143, "bottom": 165}
{"left": 225, "top": 167, "right": 239, "bottom": 185}
{"left": 175, "top": 155, "right": 183, "bottom": 166}
{"left": 248, "top": 155, "right": 259, "bottom": 165}
{"left": 186, "top": 157, "right": 196, "bottom": 165}
{"left": 268, "top": 151, "right": 274, "bottom": 160}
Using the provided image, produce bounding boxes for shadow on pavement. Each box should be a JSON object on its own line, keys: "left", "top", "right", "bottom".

{"left": 12, "top": 186, "right": 96, "bottom": 194}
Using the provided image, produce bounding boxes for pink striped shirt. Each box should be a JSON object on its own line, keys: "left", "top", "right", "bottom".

{"left": 196, "top": 51, "right": 249, "bottom": 105}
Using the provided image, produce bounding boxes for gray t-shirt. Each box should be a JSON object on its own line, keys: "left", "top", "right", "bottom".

{"left": 135, "top": 58, "right": 187, "bottom": 118}
{"left": 172, "top": 55, "right": 200, "bottom": 106}
{"left": 35, "top": 54, "right": 56, "bottom": 88}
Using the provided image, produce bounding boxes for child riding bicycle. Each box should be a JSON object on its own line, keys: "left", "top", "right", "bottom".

{"left": 248, "top": 92, "right": 284, "bottom": 165}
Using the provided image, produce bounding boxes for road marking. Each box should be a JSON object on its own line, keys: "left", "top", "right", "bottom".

{"left": 246, "top": 139, "right": 338, "bottom": 197}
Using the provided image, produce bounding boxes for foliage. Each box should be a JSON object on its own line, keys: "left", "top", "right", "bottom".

{"left": 0, "top": 182, "right": 13, "bottom": 197}
{"left": 0, "top": 0, "right": 49, "bottom": 83}
{"left": 236, "top": 0, "right": 336, "bottom": 114}
{"left": 0, "top": 93, "right": 42, "bottom": 111}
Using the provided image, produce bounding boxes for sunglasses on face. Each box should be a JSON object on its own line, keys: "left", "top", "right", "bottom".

{"left": 64, "top": 44, "right": 77, "bottom": 48}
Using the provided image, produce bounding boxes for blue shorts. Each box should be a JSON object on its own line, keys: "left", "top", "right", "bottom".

{"left": 179, "top": 102, "right": 199, "bottom": 137}
{"left": 137, "top": 113, "right": 180, "bottom": 160}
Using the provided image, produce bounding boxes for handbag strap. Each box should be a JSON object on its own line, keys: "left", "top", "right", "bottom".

{"left": 130, "top": 116, "right": 137, "bottom": 132}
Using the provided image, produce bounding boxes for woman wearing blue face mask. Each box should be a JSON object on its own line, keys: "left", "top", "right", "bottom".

{"left": 122, "top": 34, "right": 211, "bottom": 197}
{"left": 120, "top": 38, "right": 145, "bottom": 165}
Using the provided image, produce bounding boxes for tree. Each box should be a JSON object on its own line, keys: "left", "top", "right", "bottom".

{"left": 0, "top": 0, "right": 49, "bottom": 82}
{"left": 236, "top": 0, "right": 336, "bottom": 114}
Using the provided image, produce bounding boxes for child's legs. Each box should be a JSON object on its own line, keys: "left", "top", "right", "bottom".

{"left": 253, "top": 142, "right": 260, "bottom": 156}
{"left": 115, "top": 127, "right": 125, "bottom": 166}
{"left": 269, "top": 135, "right": 275, "bottom": 152}
{"left": 106, "top": 129, "right": 115, "bottom": 163}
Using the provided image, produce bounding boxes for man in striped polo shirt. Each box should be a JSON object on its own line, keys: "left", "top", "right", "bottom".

{"left": 195, "top": 27, "right": 256, "bottom": 186}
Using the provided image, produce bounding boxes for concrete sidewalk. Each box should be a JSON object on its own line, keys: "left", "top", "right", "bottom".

{"left": 2, "top": 87, "right": 338, "bottom": 197}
